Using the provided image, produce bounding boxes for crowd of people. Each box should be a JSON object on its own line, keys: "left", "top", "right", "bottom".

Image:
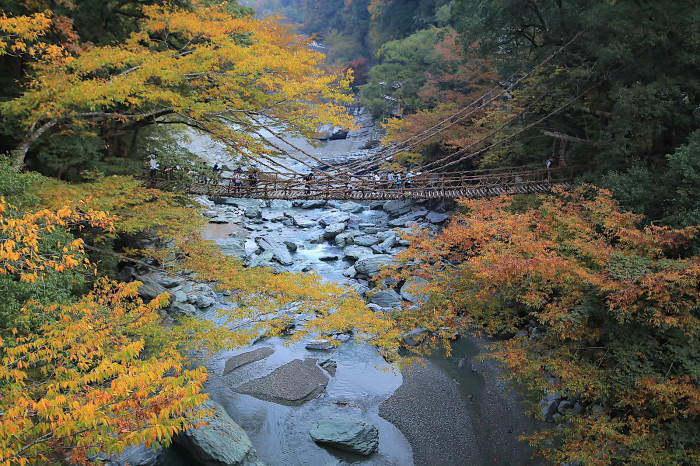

{"left": 148, "top": 155, "right": 428, "bottom": 195}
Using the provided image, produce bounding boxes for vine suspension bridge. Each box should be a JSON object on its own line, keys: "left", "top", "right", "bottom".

{"left": 150, "top": 33, "right": 587, "bottom": 201}
{"left": 152, "top": 165, "right": 577, "bottom": 201}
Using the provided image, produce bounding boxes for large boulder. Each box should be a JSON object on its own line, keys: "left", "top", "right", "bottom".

{"left": 255, "top": 237, "right": 293, "bottom": 266}
{"left": 369, "top": 290, "right": 402, "bottom": 309}
{"left": 236, "top": 358, "right": 328, "bottom": 406}
{"left": 188, "top": 293, "right": 215, "bottom": 309}
{"left": 171, "top": 302, "right": 198, "bottom": 316}
{"left": 388, "top": 210, "right": 428, "bottom": 227}
{"left": 216, "top": 238, "right": 247, "bottom": 259}
{"left": 269, "top": 200, "right": 292, "bottom": 210}
{"left": 137, "top": 282, "right": 172, "bottom": 305}
{"left": 136, "top": 272, "right": 183, "bottom": 289}
{"left": 343, "top": 245, "right": 373, "bottom": 261}
{"left": 334, "top": 231, "right": 356, "bottom": 248}
{"left": 319, "top": 212, "right": 350, "bottom": 227}
{"left": 354, "top": 255, "right": 394, "bottom": 277}
{"left": 342, "top": 265, "right": 357, "bottom": 278}
{"left": 309, "top": 418, "right": 379, "bottom": 456}
{"left": 248, "top": 251, "right": 275, "bottom": 269}
{"left": 376, "top": 235, "right": 396, "bottom": 252}
{"left": 291, "top": 215, "right": 316, "bottom": 229}
{"left": 382, "top": 200, "right": 412, "bottom": 217}
{"left": 353, "top": 235, "right": 380, "bottom": 247}
{"left": 174, "top": 400, "right": 264, "bottom": 466}
{"left": 244, "top": 205, "right": 262, "bottom": 219}
{"left": 540, "top": 392, "right": 562, "bottom": 421}
{"left": 337, "top": 201, "right": 364, "bottom": 213}
{"left": 323, "top": 222, "right": 346, "bottom": 239}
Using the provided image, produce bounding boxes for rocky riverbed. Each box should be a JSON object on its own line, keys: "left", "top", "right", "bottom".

{"left": 114, "top": 195, "right": 541, "bottom": 466}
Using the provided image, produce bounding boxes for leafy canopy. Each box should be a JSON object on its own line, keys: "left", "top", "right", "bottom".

{"left": 380, "top": 187, "right": 699, "bottom": 464}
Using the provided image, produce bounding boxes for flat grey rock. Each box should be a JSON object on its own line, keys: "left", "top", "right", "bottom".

{"left": 306, "top": 339, "right": 334, "bottom": 350}
{"left": 223, "top": 347, "right": 275, "bottom": 375}
{"left": 235, "top": 358, "right": 328, "bottom": 406}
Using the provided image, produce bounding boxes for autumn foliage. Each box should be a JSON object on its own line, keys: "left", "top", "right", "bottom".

{"left": 382, "top": 186, "right": 699, "bottom": 464}
{"left": 1, "top": 0, "right": 354, "bottom": 169}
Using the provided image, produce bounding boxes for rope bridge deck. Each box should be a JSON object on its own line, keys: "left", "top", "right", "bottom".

{"left": 151, "top": 165, "right": 577, "bottom": 201}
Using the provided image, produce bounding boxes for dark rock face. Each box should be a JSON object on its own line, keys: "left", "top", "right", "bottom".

{"left": 223, "top": 347, "right": 275, "bottom": 375}
{"left": 235, "top": 359, "right": 328, "bottom": 406}
{"left": 309, "top": 418, "right": 379, "bottom": 456}
{"left": 174, "top": 400, "right": 265, "bottom": 466}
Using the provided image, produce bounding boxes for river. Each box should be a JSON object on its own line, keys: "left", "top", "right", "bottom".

{"left": 150, "top": 111, "right": 541, "bottom": 465}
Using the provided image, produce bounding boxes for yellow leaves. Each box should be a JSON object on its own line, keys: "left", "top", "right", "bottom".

{"left": 0, "top": 198, "right": 115, "bottom": 282}
{"left": 5, "top": 1, "right": 352, "bottom": 163}
{"left": 0, "top": 280, "right": 207, "bottom": 465}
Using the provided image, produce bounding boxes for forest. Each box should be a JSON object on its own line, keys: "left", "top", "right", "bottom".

{"left": 1, "top": 0, "right": 698, "bottom": 464}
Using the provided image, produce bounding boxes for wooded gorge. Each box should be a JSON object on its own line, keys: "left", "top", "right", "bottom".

{"left": 1, "top": 1, "right": 698, "bottom": 465}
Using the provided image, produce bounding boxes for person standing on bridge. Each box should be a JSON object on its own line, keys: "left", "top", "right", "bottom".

{"left": 248, "top": 168, "right": 259, "bottom": 187}
{"left": 231, "top": 167, "right": 242, "bottom": 193}
{"left": 545, "top": 158, "right": 553, "bottom": 182}
{"left": 304, "top": 172, "right": 313, "bottom": 195}
{"left": 387, "top": 172, "right": 395, "bottom": 188}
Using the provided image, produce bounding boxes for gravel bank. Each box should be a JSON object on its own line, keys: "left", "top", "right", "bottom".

{"left": 379, "top": 360, "right": 481, "bottom": 465}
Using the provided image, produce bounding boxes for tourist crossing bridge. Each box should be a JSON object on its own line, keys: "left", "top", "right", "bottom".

{"left": 152, "top": 165, "right": 578, "bottom": 201}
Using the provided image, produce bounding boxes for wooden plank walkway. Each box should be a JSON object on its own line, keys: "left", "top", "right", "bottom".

{"left": 150, "top": 165, "right": 577, "bottom": 200}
